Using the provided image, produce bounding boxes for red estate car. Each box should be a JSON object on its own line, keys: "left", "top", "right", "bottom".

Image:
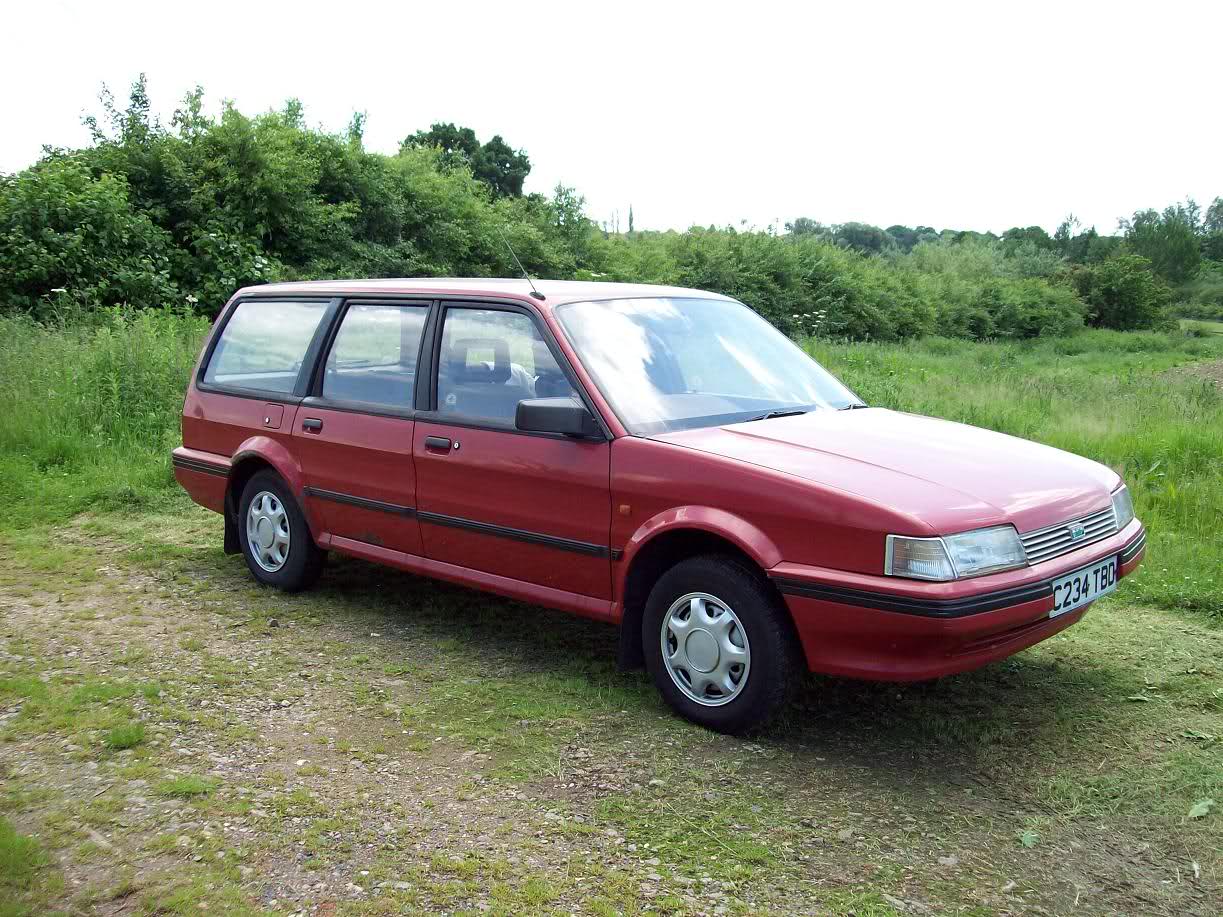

{"left": 174, "top": 279, "right": 1146, "bottom": 732}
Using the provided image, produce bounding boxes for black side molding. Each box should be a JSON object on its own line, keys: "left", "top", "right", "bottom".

{"left": 303, "top": 487, "right": 415, "bottom": 517}
{"left": 172, "top": 456, "right": 229, "bottom": 478}
{"left": 417, "top": 511, "right": 611, "bottom": 558}
{"left": 300, "top": 487, "right": 619, "bottom": 560}
{"left": 771, "top": 577, "right": 1054, "bottom": 619}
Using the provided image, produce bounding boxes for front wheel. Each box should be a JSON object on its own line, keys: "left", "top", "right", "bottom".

{"left": 237, "top": 470, "right": 325, "bottom": 592}
{"left": 642, "top": 554, "right": 802, "bottom": 734}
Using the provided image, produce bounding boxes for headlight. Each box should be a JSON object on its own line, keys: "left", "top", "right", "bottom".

{"left": 1111, "top": 484, "right": 1135, "bottom": 529}
{"left": 886, "top": 525, "right": 1027, "bottom": 581}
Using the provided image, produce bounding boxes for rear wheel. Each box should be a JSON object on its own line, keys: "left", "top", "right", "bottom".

{"left": 642, "top": 554, "right": 802, "bottom": 734}
{"left": 237, "top": 470, "right": 325, "bottom": 592}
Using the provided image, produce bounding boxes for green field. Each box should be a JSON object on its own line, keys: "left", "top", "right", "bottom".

{"left": 1, "top": 315, "right": 1221, "bottom": 914}
{"left": 1181, "top": 317, "right": 1223, "bottom": 335}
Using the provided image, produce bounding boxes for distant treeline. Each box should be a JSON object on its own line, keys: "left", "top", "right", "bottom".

{"left": 2, "top": 76, "right": 1221, "bottom": 339}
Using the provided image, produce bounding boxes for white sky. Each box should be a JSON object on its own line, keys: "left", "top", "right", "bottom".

{"left": 4, "top": 0, "right": 1219, "bottom": 236}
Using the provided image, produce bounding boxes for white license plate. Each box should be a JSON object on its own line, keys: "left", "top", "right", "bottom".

{"left": 1050, "top": 556, "right": 1118, "bottom": 618}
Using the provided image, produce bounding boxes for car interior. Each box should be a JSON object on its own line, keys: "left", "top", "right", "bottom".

{"left": 322, "top": 359, "right": 416, "bottom": 406}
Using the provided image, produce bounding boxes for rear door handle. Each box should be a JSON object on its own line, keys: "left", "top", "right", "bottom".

{"left": 424, "top": 435, "right": 452, "bottom": 452}
{"left": 301, "top": 417, "right": 323, "bottom": 432}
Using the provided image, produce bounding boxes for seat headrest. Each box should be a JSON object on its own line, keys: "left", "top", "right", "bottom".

{"left": 448, "top": 337, "right": 511, "bottom": 384}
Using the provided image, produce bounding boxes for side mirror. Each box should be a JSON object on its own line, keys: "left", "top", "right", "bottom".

{"left": 515, "top": 397, "right": 603, "bottom": 438}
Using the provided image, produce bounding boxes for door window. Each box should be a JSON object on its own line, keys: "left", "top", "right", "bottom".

{"left": 322, "top": 304, "right": 428, "bottom": 409}
{"left": 204, "top": 300, "right": 330, "bottom": 394}
{"left": 436, "top": 308, "right": 575, "bottom": 423}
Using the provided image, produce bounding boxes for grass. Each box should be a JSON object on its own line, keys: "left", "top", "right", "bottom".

{"left": 2, "top": 311, "right": 1220, "bottom": 617}
{"left": 102, "top": 723, "right": 146, "bottom": 751}
{"left": 0, "top": 817, "right": 49, "bottom": 893}
{"left": 1180, "top": 317, "right": 1223, "bottom": 335}
{"left": 0, "top": 308, "right": 208, "bottom": 530}
{"left": 1, "top": 314, "right": 1222, "bottom": 912}
{"left": 154, "top": 775, "right": 218, "bottom": 798}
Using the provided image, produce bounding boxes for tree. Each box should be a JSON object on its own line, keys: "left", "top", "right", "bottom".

{"left": 1054, "top": 214, "right": 1080, "bottom": 254}
{"left": 1204, "top": 197, "right": 1223, "bottom": 234}
{"left": 1120, "top": 201, "right": 1201, "bottom": 283}
{"left": 1203, "top": 197, "right": 1223, "bottom": 262}
{"left": 1002, "top": 225, "right": 1056, "bottom": 252}
{"left": 832, "top": 222, "right": 892, "bottom": 254}
{"left": 884, "top": 224, "right": 937, "bottom": 253}
{"left": 401, "top": 122, "right": 480, "bottom": 163}
{"left": 472, "top": 134, "right": 530, "bottom": 197}
{"left": 785, "top": 217, "right": 830, "bottom": 239}
{"left": 401, "top": 123, "right": 530, "bottom": 197}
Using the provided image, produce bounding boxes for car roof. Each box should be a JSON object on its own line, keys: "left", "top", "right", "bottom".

{"left": 234, "top": 278, "right": 734, "bottom": 310}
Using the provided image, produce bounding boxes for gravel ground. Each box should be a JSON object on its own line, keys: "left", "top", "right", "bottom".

{"left": 1, "top": 510, "right": 1219, "bottom": 915}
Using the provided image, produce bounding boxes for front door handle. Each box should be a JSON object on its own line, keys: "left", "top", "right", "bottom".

{"left": 424, "top": 435, "right": 452, "bottom": 453}
{"left": 301, "top": 417, "right": 323, "bottom": 432}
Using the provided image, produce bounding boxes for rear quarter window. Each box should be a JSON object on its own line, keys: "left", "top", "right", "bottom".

{"left": 203, "top": 300, "right": 330, "bottom": 394}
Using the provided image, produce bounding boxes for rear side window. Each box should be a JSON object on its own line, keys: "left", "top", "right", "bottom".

{"left": 203, "top": 301, "right": 329, "bottom": 394}
{"left": 322, "top": 304, "right": 428, "bottom": 408}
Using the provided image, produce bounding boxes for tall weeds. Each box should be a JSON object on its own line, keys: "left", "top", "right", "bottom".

{"left": 0, "top": 308, "right": 209, "bottom": 524}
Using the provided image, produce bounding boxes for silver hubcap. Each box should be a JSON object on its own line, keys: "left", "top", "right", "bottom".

{"left": 246, "top": 491, "right": 290, "bottom": 572}
{"left": 661, "top": 592, "right": 751, "bottom": 707}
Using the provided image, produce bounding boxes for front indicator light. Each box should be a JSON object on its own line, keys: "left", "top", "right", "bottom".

{"left": 885, "top": 535, "right": 956, "bottom": 581}
{"left": 1111, "top": 484, "right": 1136, "bottom": 530}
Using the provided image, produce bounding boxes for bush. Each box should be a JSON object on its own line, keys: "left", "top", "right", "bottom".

{"left": 1177, "top": 302, "right": 1223, "bottom": 321}
{"left": 1072, "top": 253, "right": 1171, "bottom": 330}
{"left": 0, "top": 78, "right": 1189, "bottom": 344}
{"left": 0, "top": 158, "right": 180, "bottom": 314}
{"left": 1174, "top": 262, "right": 1223, "bottom": 320}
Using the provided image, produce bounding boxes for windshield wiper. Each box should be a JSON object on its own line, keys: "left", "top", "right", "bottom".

{"left": 746, "top": 409, "right": 808, "bottom": 422}
{"left": 838, "top": 403, "right": 869, "bottom": 411}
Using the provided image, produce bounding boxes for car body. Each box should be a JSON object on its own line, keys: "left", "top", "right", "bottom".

{"left": 174, "top": 279, "right": 1146, "bottom": 732}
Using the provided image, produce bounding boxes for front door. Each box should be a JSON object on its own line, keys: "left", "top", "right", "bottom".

{"left": 293, "top": 301, "right": 430, "bottom": 556}
{"left": 413, "top": 303, "right": 612, "bottom": 599}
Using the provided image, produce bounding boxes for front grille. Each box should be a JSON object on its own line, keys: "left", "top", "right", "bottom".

{"left": 1019, "top": 506, "right": 1118, "bottom": 565}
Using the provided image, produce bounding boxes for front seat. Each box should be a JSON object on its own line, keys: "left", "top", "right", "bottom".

{"left": 442, "top": 337, "right": 532, "bottom": 422}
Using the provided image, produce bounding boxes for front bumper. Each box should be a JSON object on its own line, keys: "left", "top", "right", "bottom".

{"left": 770, "top": 521, "right": 1146, "bottom": 681}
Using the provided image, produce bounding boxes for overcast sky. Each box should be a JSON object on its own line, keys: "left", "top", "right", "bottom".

{"left": 4, "top": 0, "right": 1218, "bottom": 235}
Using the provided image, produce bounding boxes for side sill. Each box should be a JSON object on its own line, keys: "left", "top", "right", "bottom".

{"left": 326, "top": 535, "right": 617, "bottom": 624}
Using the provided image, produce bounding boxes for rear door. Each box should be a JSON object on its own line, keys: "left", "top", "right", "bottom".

{"left": 292, "top": 300, "right": 431, "bottom": 556}
{"left": 413, "top": 302, "right": 613, "bottom": 599}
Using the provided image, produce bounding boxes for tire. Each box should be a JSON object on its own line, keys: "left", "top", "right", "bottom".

{"left": 237, "top": 470, "right": 325, "bottom": 592}
{"left": 642, "top": 554, "right": 802, "bottom": 735}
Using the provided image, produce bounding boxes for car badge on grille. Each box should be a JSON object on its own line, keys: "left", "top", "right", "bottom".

{"left": 1068, "top": 524, "right": 1087, "bottom": 542}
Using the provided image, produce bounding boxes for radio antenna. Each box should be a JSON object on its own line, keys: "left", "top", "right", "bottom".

{"left": 499, "top": 228, "right": 546, "bottom": 300}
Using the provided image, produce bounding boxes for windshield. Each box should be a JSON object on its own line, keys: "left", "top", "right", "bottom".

{"left": 555, "top": 297, "right": 861, "bottom": 435}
